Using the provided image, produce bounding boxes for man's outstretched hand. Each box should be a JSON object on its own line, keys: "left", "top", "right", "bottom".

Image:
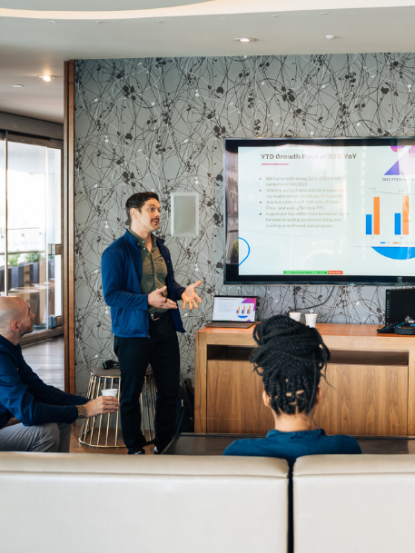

{"left": 181, "top": 280, "right": 202, "bottom": 310}
{"left": 148, "top": 286, "right": 178, "bottom": 309}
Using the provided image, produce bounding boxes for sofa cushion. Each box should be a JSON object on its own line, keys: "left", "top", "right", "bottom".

{"left": 0, "top": 453, "right": 289, "bottom": 553}
{"left": 294, "top": 454, "right": 415, "bottom": 553}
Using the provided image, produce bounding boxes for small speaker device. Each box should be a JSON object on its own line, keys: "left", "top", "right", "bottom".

{"left": 385, "top": 288, "right": 415, "bottom": 325}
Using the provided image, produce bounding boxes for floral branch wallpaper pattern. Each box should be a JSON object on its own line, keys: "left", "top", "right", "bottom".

{"left": 74, "top": 53, "right": 415, "bottom": 393}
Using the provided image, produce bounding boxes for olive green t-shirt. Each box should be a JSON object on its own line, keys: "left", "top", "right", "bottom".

{"left": 128, "top": 229, "right": 168, "bottom": 314}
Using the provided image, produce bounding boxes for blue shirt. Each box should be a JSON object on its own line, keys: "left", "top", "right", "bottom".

{"left": 0, "top": 335, "right": 88, "bottom": 429}
{"left": 223, "top": 428, "right": 362, "bottom": 467}
{"left": 101, "top": 231, "right": 186, "bottom": 338}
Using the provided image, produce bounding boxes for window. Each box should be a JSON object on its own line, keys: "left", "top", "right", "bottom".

{"left": 1, "top": 136, "right": 62, "bottom": 339}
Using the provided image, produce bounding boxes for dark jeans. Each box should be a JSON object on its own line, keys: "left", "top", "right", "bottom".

{"left": 114, "top": 313, "right": 180, "bottom": 454}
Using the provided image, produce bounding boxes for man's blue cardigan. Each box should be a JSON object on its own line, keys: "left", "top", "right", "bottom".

{"left": 101, "top": 231, "right": 186, "bottom": 337}
{"left": 0, "top": 335, "right": 88, "bottom": 430}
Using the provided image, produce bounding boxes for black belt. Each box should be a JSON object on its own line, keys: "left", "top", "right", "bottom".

{"left": 149, "top": 311, "right": 169, "bottom": 322}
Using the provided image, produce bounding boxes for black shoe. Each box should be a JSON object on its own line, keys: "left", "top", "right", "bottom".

{"left": 154, "top": 445, "right": 167, "bottom": 454}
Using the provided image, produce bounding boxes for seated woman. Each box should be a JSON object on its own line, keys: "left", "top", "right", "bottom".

{"left": 223, "top": 314, "right": 362, "bottom": 464}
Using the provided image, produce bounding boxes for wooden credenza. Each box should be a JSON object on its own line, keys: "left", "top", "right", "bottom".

{"left": 195, "top": 324, "right": 415, "bottom": 437}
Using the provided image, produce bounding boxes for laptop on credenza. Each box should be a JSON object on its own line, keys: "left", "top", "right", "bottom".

{"left": 205, "top": 296, "right": 258, "bottom": 329}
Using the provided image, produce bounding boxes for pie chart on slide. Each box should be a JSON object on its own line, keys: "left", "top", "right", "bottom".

{"left": 238, "top": 237, "right": 250, "bottom": 266}
{"left": 372, "top": 247, "right": 415, "bottom": 260}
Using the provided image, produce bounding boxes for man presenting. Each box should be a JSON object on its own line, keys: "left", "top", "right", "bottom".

{"left": 101, "top": 192, "right": 201, "bottom": 454}
{"left": 0, "top": 296, "right": 119, "bottom": 452}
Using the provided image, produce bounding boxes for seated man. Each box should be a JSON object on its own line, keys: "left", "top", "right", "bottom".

{"left": 224, "top": 314, "right": 361, "bottom": 462}
{"left": 0, "top": 296, "right": 119, "bottom": 453}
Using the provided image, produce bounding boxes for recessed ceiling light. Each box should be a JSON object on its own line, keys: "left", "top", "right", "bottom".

{"left": 325, "top": 35, "right": 335, "bottom": 40}
{"left": 234, "top": 37, "right": 257, "bottom": 43}
{"left": 39, "top": 75, "right": 56, "bottom": 82}
{"left": 12, "top": 84, "right": 24, "bottom": 88}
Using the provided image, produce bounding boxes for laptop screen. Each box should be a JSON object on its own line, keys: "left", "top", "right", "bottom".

{"left": 212, "top": 296, "right": 257, "bottom": 322}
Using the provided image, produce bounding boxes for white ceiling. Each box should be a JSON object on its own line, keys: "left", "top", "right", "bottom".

{"left": 6, "top": 0, "right": 208, "bottom": 11}
{"left": 1, "top": 0, "right": 414, "bottom": 124}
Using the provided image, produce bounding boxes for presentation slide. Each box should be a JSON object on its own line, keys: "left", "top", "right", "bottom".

{"left": 237, "top": 144, "right": 415, "bottom": 276}
{"left": 212, "top": 297, "right": 257, "bottom": 322}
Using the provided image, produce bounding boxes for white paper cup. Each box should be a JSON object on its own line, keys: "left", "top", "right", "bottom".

{"left": 101, "top": 388, "right": 118, "bottom": 397}
{"left": 289, "top": 312, "right": 302, "bottom": 322}
{"left": 305, "top": 313, "right": 317, "bottom": 328}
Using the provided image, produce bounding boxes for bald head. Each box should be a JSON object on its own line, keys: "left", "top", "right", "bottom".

{"left": 0, "top": 297, "right": 31, "bottom": 335}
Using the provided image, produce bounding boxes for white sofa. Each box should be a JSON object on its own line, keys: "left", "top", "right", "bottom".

{"left": 0, "top": 452, "right": 289, "bottom": 553}
{"left": 294, "top": 454, "right": 415, "bottom": 553}
{"left": 4, "top": 451, "right": 415, "bottom": 553}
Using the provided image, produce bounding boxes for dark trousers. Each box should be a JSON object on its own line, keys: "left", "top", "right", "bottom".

{"left": 114, "top": 313, "right": 180, "bottom": 454}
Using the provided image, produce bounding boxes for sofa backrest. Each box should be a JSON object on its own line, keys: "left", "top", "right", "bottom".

{"left": 0, "top": 452, "right": 289, "bottom": 553}
{"left": 294, "top": 454, "right": 415, "bottom": 553}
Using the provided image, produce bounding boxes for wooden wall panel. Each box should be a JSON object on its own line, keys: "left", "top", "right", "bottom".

{"left": 63, "top": 60, "right": 75, "bottom": 394}
{"left": 194, "top": 332, "right": 207, "bottom": 433}
{"left": 196, "top": 326, "right": 415, "bottom": 436}
{"left": 408, "top": 358, "right": 415, "bottom": 436}
{"left": 207, "top": 357, "right": 274, "bottom": 434}
{"left": 314, "top": 364, "right": 408, "bottom": 436}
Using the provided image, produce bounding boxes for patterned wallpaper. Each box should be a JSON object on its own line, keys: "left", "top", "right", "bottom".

{"left": 74, "top": 53, "right": 415, "bottom": 393}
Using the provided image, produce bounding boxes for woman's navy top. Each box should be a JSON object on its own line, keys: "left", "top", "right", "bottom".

{"left": 223, "top": 428, "right": 362, "bottom": 467}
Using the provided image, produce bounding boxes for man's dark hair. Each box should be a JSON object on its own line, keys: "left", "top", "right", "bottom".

{"left": 250, "top": 315, "right": 330, "bottom": 416}
{"left": 125, "top": 192, "right": 159, "bottom": 226}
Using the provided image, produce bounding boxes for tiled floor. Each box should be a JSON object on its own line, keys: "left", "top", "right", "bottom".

{"left": 163, "top": 433, "right": 415, "bottom": 456}
{"left": 358, "top": 437, "right": 415, "bottom": 455}
{"left": 70, "top": 430, "right": 415, "bottom": 457}
{"left": 70, "top": 425, "right": 155, "bottom": 455}
{"left": 23, "top": 336, "right": 64, "bottom": 390}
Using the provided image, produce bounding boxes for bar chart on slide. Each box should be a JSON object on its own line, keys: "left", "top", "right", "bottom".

{"left": 366, "top": 195, "right": 410, "bottom": 238}
{"left": 366, "top": 197, "right": 380, "bottom": 235}
{"left": 237, "top": 305, "right": 252, "bottom": 315}
{"left": 399, "top": 196, "right": 409, "bottom": 235}
{"left": 362, "top": 186, "right": 415, "bottom": 259}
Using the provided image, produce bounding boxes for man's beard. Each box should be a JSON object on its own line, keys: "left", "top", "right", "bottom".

{"left": 22, "top": 322, "right": 34, "bottom": 335}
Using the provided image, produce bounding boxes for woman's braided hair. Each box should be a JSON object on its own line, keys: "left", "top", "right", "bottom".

{"left": 250, "top": 315, "right": 331, "bottom": 416}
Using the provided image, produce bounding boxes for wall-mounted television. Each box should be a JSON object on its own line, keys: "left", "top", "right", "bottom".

{"left": 224, "top": 137, "right": 415, "bottom": 285}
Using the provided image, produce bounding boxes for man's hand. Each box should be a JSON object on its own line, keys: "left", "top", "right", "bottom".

{"left": 181, "top": 280, "right": 202, "bottom": 310}
{"left": 77, "top": 396, "right": 119, "bottom": 419}
{"left": 148, "top": 286, "right": 178, "bottom": 309}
